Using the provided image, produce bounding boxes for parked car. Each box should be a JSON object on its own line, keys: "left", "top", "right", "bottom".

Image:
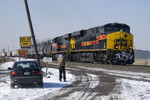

{"left": 8, "top": 61, "right": 43, "bottom": 88}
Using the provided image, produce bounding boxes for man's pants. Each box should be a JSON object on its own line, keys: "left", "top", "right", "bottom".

{"left": 59, "top": 66, "right": 66, "bottom": 81}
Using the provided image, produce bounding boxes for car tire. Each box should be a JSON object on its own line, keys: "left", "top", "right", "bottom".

{"left": 10, "top": 83, "right": 15, "bottom": 89}
{"left": 39, "top": 82, "right": 43, "bottom": 88}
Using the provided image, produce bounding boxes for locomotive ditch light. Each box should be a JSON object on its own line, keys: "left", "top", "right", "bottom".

{"left": 116, "top": 46, "right": 118, "bottom": 49}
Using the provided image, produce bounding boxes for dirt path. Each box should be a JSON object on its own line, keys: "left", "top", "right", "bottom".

{"left": 37, "top": 61, "right": 150, "bottom": 100}
{"left": 37, "top": 62, "right": 118, "bottom": 100}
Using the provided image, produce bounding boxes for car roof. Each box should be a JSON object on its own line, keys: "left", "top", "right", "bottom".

{"left": 14, "top": 60, "right": 38, "bottom": 63}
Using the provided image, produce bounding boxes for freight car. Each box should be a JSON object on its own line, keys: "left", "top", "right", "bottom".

{"left": 11, "top": 50, "right": 28, "bottom": 57}
{"left": 0, "top": 52, "right": 7, "bottom": 57}
{"left": 51, "top": 22, "right": 134, "bottom": 65}
{"left": 27, "top": 41, "right": 51, "bottom": 58}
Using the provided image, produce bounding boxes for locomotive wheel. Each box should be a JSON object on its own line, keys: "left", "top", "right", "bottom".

{"left": 99, "top": 53, "right": 107, "bottom": 64}
{"left": 93, "top": 53, "right": 99, "bottom": 62}
{"left": 77, "top": 55, "right": 81, "bottom": 62}
{"left": 111, "top": 61, "right": 119, "bottom": 65}
{"left": 121, "top": 61, "right": 126, "bottom": 65}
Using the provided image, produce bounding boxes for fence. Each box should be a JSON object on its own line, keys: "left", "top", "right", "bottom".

{"left": 133, "top": 59, "right": 150, "bottom": 66}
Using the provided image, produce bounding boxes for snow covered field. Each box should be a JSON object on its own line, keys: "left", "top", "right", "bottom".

{"left": 0, "top": 58, "right": 74, "bottom": 100}
{"left": 0, "top": 68, "right": 74, "bottom": 100}
{"left": 1, "top": 58, "right": 150, "bottom": 100}
{"left": 76, "top": 66, "right": 150, "bottom": 100}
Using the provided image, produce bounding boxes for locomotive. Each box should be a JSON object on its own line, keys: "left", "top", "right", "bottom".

{"left": 51, "top": 22, "right": 134, "bottom": 65}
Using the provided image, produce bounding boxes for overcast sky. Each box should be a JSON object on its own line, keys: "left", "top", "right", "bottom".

{"left": 0, "top": 0, "right": 150, "bottom": 52}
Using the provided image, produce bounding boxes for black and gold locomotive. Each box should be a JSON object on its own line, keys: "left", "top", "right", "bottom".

{"left": 51, "top": 22, "right": 134, "bottom": 65}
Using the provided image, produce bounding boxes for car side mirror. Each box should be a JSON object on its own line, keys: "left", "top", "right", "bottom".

{"left": 7, "top": 67, "right": 12, "bottom": 70}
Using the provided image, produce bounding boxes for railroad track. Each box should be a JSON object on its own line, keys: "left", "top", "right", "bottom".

{"left": 0, "top": 69, "right": 9, "bottom": 77}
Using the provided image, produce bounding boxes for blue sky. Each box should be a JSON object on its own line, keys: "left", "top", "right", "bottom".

{"left": 0, "top": 0, "right": 150, "bottom": 51}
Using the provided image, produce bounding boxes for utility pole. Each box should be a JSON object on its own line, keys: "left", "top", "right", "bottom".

{"left": 8, "top": 46, "right": 9, "bottom": 52}
{"left": 24, "top": 0, "right": 41, "bottom": 66}
{"left": 2, "top": 48, "right": 6, "bottom": 53}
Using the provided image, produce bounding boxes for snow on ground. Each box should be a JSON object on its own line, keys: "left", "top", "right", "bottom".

{"left": 0, "top": 58, "right": 75, "bottom": 100}
{"left": 62, "top": 73, "right": 100, "bottom": 100}
{"left": 1, "top": 58, "right": 150, "bottom": 100}
{"left": 0, "top": 61, "right": 14, "bottom": 69}
{"left": 116, "top": 79, "right": 150, "bottom": 100}
{"left": 0, "top": 68, "right": 74, "bottom": 100}
{"left": 76, "top": 65, "right": 150, "bottom": 100}
{"left": 77, "top": 65, "right": 150, "bottom": 81}
{"left": 98, "top": 78, "right": 150, "bottom": 100}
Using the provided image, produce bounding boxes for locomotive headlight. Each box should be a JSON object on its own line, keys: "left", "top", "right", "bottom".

{"left": 129, "top": 46, "right": 132, "bottom": 49}
{"left": 116, "top": 46, "right": 118, "bottom": 49}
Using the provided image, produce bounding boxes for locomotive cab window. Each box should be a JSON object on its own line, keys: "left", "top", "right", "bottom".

{"left": 99, "top": 27, "right": 104, "bottom": 34}
{"left": 95, "top": 27, "right": 99, "bottom": 33}
{"left": 104, "top": 26, "right": 130, "bottom": 34}
{"left": 119, "top": 27, "right": 130, "bottom": 33}
{"left": 105, "top": 27, "right": 112, "bottom": 34}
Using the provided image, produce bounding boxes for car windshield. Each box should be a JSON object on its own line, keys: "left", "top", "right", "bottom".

{"left": 14, "top": 62, "right": 39, "bottom": 69}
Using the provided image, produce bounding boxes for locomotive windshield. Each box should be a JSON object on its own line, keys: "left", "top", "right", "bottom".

{"left": 104, "top": 25, "right": 130, "bottom": 34}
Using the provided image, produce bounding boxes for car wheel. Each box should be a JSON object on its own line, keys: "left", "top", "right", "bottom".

{"left": 39, "top": 82, "right": 43, "bottom": 88}
{"left": 10, "top": 83, "right": 15, "bottom": 89}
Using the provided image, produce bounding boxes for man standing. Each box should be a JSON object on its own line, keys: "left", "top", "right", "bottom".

{"left": 58, "top": 54, "right": 66, "bottom": 82}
